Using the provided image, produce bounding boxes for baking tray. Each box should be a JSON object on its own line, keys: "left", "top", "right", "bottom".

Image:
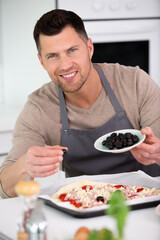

{"left": 38, "top": 171, "right": 160, "bottom": 218}
{"left": 40, "top": 196, "right": 160, "bottom": 218}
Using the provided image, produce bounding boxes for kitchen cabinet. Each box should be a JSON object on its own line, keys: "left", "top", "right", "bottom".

{"left": 0, "top": 104, "right": 22, "bottom": 163}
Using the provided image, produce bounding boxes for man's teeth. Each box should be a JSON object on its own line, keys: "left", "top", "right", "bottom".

{"left": 62, "top": 72, "right": 76, "bottom": 78}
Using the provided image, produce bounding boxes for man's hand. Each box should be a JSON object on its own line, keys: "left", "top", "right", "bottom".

{"left": 24, "top": 145, "right": 68, "bottom": 177}
{"left": 131, "top": 127, "right": 160, "bottom": 165}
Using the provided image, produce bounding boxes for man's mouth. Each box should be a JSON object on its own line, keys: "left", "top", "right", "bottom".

{"left": 60, "top": 71, "right": 77, "bottom": 81}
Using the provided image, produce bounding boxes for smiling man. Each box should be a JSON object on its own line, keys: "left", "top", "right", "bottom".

{"left": 37, "top": 24, "right": 101, "bottom": 109}
{"left": 0, "top": 9, "right": 160, "bottom": 198}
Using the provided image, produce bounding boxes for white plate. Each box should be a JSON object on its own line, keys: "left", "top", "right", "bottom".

{"left": 94, "top": 129, "right": 146, "bottom": 153}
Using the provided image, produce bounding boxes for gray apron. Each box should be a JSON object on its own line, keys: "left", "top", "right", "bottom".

{"left": 59, "top": 64, "right": 160, "bottom": 177}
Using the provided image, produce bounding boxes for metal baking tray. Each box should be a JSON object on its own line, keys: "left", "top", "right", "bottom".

{"left": 39, "top": 171, "right": 160, "bottom": 218}
{"left": 40, "top": 197, "right": 160, "bottom": 218}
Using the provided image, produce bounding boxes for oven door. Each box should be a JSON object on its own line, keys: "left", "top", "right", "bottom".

{"left": 84, "top": 19, "right": 160, "bottom": 86}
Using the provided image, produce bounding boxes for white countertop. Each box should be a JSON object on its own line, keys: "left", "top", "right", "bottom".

{"left": 0, "top": 171, "right": 160, "bottom": 240}
{"left": 0, "top": 197, "right": 160, "bottom": 240}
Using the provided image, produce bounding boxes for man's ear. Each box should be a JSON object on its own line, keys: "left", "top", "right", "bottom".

{"left": 87, "top": 38, "right": 94, "bottom": 60}
{"left": 38, "top": 53, "right": 46, "bottom": 70}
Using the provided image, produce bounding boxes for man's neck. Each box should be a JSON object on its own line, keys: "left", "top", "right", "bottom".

{"left": 64, "top": 66, "right": 102, "bottom": 109}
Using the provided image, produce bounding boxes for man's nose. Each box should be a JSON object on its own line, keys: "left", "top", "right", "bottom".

{"left": 59, "top": 55, "right": 73, "bottom": 70}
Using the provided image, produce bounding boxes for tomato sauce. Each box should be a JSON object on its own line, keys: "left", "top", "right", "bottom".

{"left": 114, "top": 185, "right": 124, "bottom": 188}
{"left": 137, "top": 187, "right": 144, "bottom": 192}
{"left": 81, "top": 185, "right": 93, "bottom": 191}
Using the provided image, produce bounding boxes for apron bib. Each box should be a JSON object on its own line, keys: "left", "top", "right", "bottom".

{"left": 59, "top": 64, "right": 160, "bottom": 177}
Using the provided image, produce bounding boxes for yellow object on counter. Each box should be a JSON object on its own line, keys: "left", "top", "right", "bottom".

{"left": 15, "top": 180, "right": 41, "bottom": 196}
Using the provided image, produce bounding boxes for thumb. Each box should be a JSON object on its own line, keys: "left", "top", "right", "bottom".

{"left": 141, "top": 127, "right": 153, "bottom": 136}
{"left": 141, "top": 127, "right": 156, "bottom": 144}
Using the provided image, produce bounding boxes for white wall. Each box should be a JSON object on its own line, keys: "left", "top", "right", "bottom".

{"left": 0, "top": 0, "right": 55, "bottom": 107}
{"left": 0, "top": 0, "right": 3, "bottom": 102}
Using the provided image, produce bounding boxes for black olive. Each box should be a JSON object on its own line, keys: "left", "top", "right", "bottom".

{"left": 115, "top": 141, "right": 123, "bottom": 149}
{"left": 122, "top": 140, "right": 127, "bottom": 147}
{"left": 132, "top": 135, "right": 139, "bottom": 143}
{"left": 118, "top": 133, "right": 124, "bottom": 139}
{"left": 62, "top": 149, "right": 68, "bottom": 154}
{"left": 106, "top": 136, "right": 112, "bottom": 142}
{"left": 127, "top": 139, "right": 133, "bottom": 146}
{"left": 125, "top": 133, "right": 132, "bottom": 139}
{"left": 110, "top": 132, "right": 117, "bottom": 138}
{"left": 107, "top": 143, "right": 114, "bottom": 149}
{"left": 96, "top": 196, "right": 104, "bottom": 202}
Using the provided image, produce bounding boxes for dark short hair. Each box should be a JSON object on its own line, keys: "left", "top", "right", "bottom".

{"left": 33, "top": 9, "right": 88, "bottom": 53}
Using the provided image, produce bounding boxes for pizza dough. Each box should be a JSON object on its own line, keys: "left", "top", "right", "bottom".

{"left": 52, "top": 179, "right": 160, "bottom": 209}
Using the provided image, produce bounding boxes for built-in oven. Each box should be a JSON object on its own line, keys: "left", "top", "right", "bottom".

{"left": 56, "top": 0, "right": 160, "bottom": 86}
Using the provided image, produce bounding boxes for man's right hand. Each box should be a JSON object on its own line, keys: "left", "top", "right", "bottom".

{"left": 24, "top": 145, "right": 68, "bottom": 178}
{"left": 0, "top": 145, "right": 67, "bottom": 198}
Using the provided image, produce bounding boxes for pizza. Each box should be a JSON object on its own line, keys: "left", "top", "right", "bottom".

{"left": 52, "top": 179, "right": 160, "bottom": 209}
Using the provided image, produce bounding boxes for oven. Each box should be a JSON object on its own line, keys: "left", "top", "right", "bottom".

{"left": 56, "top": 0, "right": 160, "bottom": 87}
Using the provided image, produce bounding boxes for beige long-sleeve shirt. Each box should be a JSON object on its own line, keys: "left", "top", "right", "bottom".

{"left": 0, "top": 63, "right": 160, "bottom": 197}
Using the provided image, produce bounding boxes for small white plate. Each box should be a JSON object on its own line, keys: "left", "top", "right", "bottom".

{"left": 94, "top": 129, "right": 146, "bottom": 153}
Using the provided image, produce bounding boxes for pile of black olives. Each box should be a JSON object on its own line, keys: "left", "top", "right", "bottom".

{"left": 102, "top": 132, "right": 139, "bottom": 150}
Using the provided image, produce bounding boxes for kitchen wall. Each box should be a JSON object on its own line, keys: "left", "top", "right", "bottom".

{"left": 0, "top": 0, "right": 55, "bottom": 107}
{"left": 0, "top": 0, "right": 3, "bottom": 102}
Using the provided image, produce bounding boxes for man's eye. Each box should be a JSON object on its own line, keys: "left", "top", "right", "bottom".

{"left": 70, "top": 48, "right": 77, "bottom": 53}
{"left": 48, "top": 54, "right": 56, "bottom": 59}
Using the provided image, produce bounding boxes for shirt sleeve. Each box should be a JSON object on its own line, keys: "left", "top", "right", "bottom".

{"left": 0, "top": 181, "right": 10, "bottom": 199}
{"left": 136, "top": 68, "right": 160, "bottom": 137}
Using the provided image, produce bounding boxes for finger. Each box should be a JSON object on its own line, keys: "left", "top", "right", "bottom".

{"left": 131, "top": 148, "right": 157, "bottom": 165}
{"left": 32, "top": 168, "right": 59, "bottom": 178}
{"left": 26, "top": 155, "right": 63, "bottom": 165}
{"left": 27, "top": 146, "right": 64, "bottom": 158}
{"left": 44, "top": 145, "right": 68, "bottom": 155}
{"left": 34, "top": 162, "right": 60, "bottom": 173}
{"left": 27, "top": 161, "right": 60, "bottom": 176}
{"left": 141, "top": 128, "right": 157, "bottom": 144}
{"left": 133, "top": 142, "right": 159, "bottom": 155}
{"left": 45, "top": 145, "right": 68, "bottom": 151}
{"left": 141, "top": 126, "right": 152, "bottom": 135}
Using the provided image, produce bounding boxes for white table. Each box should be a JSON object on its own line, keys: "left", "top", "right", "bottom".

{"left": 0, "top": 197, "right": 160, "bottom": 240}
{"left": 0, "top": 172, "right": 160, "bottom": 240}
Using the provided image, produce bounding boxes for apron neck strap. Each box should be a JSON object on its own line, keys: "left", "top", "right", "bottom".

{"left": 93, "top": 64, "right": 123, "bottom": 114}
{"left": 59, "top": 87, "right": 69, "bottom": 130}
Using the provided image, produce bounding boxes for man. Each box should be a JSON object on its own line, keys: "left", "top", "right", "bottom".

{"left": 0, "top": 9, "right": 160, "bottom": 198}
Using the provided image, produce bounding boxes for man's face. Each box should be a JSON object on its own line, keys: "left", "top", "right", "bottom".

{"left": 38, "top": 26, "right": 94, "bottom": 93}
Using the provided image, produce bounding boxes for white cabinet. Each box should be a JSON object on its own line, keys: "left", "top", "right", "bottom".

{"left": 0, "top": 104, "right": 22, "bottom": 156}
{"left": 0, "top": 131, "right": 13, "bottom": 154}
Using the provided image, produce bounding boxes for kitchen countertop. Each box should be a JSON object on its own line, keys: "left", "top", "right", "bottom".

{"left": 0, "top": 171, "right": 159, "bottom": 240}
{"left": 0, "top": 197, "right": 160, "bottom": 240}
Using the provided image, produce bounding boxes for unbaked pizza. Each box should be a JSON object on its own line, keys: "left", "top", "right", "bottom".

{"left": 52, "top": 179, "right": 160, "bottom": 209}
